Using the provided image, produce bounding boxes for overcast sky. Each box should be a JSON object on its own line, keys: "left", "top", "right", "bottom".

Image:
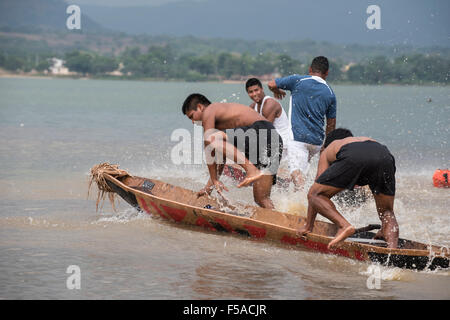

{"left": 72, "top": 0, "right": 195, "bottom": 7}
{"left": 73, "top": 0, "right": 449, "bottom": 46}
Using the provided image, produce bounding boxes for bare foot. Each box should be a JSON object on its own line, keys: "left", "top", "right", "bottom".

{"left": 237, "top": 171, "right": 264, "bottom": 188}
{"left": 327, "top": 225, "right": 355, "bottom": 249}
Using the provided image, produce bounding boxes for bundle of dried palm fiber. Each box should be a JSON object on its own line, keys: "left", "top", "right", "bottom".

{"left": 88, "top": 163, "right": 129, "bottom": 211}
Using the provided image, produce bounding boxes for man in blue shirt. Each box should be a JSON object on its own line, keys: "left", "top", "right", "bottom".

{"left": 268, "top": 56, "right": 336, "bottom": 190}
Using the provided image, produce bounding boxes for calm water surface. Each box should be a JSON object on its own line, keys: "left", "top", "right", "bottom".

{"left": 0, "top": 77, "right": 449, "bottom": 299}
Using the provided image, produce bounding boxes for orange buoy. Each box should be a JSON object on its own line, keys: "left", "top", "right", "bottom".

{"left": 433, "top": 169, "right": 450, "bottom": 188}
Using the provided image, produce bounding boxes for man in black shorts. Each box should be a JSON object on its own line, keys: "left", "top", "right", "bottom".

{"left": 296, "top": 128, "right": 399, "bottom": 249}
{"left": 182, "top": 93, "right": 282, "bottom": 209}
{"left": 231, "top": 120, "right": 283, "bottom": 185}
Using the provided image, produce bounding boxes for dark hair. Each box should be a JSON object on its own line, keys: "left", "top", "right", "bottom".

{"left": 245, "top": 78, "right": 263, "bottom": 91}
{"left": 310, "top": 56, "right": 329, "bottom": 75}
{"left": 323, "top": 128, "right": 353, "bottom": 149}
{"left": 182, "top": 93, "right": 211, "bottom": 114}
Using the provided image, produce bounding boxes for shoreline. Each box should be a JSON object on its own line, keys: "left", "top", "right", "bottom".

{"left": 0, "top": 73, "right": 448, "bottom": 87}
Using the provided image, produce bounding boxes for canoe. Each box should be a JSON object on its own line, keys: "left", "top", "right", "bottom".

{"left": 89, "top": 163, "right": 449, "bottom": 271}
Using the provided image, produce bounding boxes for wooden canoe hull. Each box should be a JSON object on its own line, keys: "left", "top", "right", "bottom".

{"left": 102, "top": 173, "right": 449, "bottom": 271}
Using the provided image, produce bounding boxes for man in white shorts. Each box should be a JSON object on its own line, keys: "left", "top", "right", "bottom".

{"left": 287, "top": 140, "right": 321, "bottom": 184}
{"left": 268, "top": 56, "right": 337, "bottom": 190}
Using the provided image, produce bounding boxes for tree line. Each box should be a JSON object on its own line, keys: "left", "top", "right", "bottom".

{"left": 0, "top": 46, "right": 448, "bottom": 84}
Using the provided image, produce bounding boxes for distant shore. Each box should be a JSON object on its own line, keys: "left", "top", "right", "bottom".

{"left": 0, "top": 71, "right": 448, "bottom": 86}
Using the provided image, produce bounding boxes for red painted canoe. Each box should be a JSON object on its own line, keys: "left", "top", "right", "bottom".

{"left": 89, "top": 163, "right": 449, "bottom": 271}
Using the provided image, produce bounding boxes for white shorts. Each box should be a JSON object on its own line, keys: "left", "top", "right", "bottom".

{"left": 287, "top": 140, "right": 321, "bottom": 174}
{"left": 278, "top": 147, "right": 289, "bottom": 171}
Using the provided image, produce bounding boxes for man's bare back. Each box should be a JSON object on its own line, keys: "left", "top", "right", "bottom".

{"left": 202, "top": 103, "right": 266, "bottom": 130}
{"left": 324, "top": 136, "right": 375, "bottom": 164}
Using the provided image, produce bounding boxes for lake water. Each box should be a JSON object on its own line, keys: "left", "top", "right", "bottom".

{"left": 0, "top": 77, "right": 449, "bottom": 300}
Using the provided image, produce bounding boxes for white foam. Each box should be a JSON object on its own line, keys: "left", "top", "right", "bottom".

{"left": 94, "top": 208, "right": 148, "bottom": 224}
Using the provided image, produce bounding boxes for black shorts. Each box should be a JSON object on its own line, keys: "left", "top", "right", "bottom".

{"left": 316, "top": 140, "right": 396, "bottom": 196}
{"left": 230, "top": 120, "right": 283, "bottom": 184}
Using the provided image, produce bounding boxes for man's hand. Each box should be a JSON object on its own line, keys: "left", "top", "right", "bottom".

{"left": 272, "top": 89, "right": 286, "bottom": 100}
{"left": 196, "top": 179, "right": 214, "bottom": 198}
{"left": 196, "top": 187, "right": 212, "bottom": 198}
{"left": 268, "top": 80, "right": 286, "bottom": 100}
{"left": 196, "top": 179, "right": 229, "bottom": 198}
{"left": 213, "top": 180, "right": 229, "bottom": 197}
{"left": 296, "top": 223, "right": 312, "bottom": 237}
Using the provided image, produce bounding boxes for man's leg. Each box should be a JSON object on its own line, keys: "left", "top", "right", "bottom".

{"left": 288, "top": 140, "right": 308, "bottom": 191}
{"left": 252, "top": 174, "right": 275, "bottom": 209}
{"left": 372, "top": 193, "right": 399, "bottom": 248}
{"left": 276, "top": 147, "right": 291, "bottom": 188}
{"left": 305, "top": 183, "right": 355, "bottom": 249}
{"left": 207, "top": 130, "right": 263, "bottom": 187}
{"left": 288, "top": 141, "right": 320, "bottom": 191}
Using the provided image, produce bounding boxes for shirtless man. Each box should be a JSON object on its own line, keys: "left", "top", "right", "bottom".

{"left": 296, "top": 128, "right": 399, "bottom": 249}
{"left": 182, "top": 93, "right": 283, "bottom": 209}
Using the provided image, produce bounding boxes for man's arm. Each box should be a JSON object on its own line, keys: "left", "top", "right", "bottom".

{"left": 298, "top": 144, "right": 337, "bottom": 236}
{"left": 325, "top": 118, "right": 336, "bottom": 137}
{"left": 261, "top": 99, "right": 281, "bottom": 123}
{"left": 201, "top": 106, "right": 246, "bottom": 197}
{"left": 201, "top": 107, "right": 224, "bottom": 192}
{"left": 320, "top": 118, "right": 336, "bottom": 153}
{"left": 315, "top": 147, "right": 332, "bottom": 179}
{"left": 325, "top": 94, "right": 337, "bottom": 137}
{"left": 268, "top": 80, "right": 286, "bottom": 100}
{"left": 198, "top": 163, "right": 225, "bottom": 197}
